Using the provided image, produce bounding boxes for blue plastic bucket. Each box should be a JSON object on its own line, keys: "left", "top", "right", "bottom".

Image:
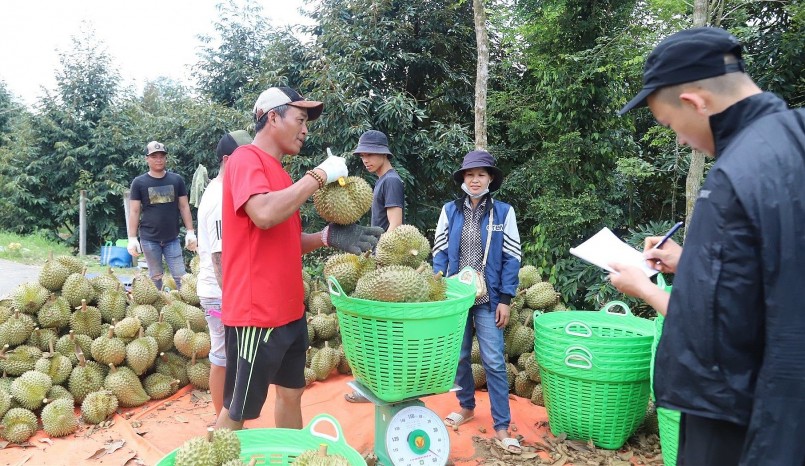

{"left": 100, "top": 241, "right": 133, "bottom": 267}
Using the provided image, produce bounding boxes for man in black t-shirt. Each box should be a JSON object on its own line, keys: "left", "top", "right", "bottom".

{"left": 127, "top": 141, "right": 197, "bottom": 291}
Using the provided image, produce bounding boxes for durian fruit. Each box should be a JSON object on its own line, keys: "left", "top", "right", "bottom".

{"left": 145, "top": 313, "right": 175, "bottom": 352}
{"left": 525, "top": 282, "right": 559, "bottom": 310}
{"left": 125, "top": 328, "right": 159, "bottom": 376}
{"left": 90, "top": 326, "right": 126, "bottom": 366}
{"left": 0, "top": 305, "right": 11, "bottom": 324}
{"left": 61, "top": 271, "right": 96, "bottom": 308}
{"left": 313, "top": 175, "right": 373, "bottom": 225}
{"left": 54, "top": 254, "right": 84, "bottom": 275}
{"left": 174, "top": 428, "right": 218, "bottom": 466}
{"left": 10, "top": 370, "right": 52, "bottom": 410}
{"left": 174, "top": 323, "right": 211, "bottom": 359}
{"left": 189, "top": 255, "right": 201, "bottom": 276}
{"left": 323, "top": 252, "right": 377, "bottom": 295}
{"left": 34, "top": 340, "right": 73, "bottom": 385}
{"left": 0, "top": 407, "right": 38, "bottom": 443}
{"left": 160, "top": 296, "right": 190, "bottom": 331}
{"left": 518, "top": 265, "right": 541, "bottom": 290}
{"left": 39, "top": 253, "right": 71, "bottom": 291}
{"left": 127, "top": 303, "right": 159, "bottom": 328}
{"left": 0, "top": 371, "right": 14, "bottom": 393}
{"left": 0, "top": 344, "right": 42, "bottom": 376}
{"left": 41, "top": 398, "right": 78, "bottom": 437}
{"left": 70, "top": 299, "right": 103, "bottom": 339}
{"left": 113, "top": 316, "right": 142, "bottom": 342}
{"left": 36, "top": 294, "right": 71, "bottom": 330}
{"left": 67, "top": 353, "right": 106, "bottom": 404}
{"left": 640, "top": 400, "right": 659, "bottom": 435}
{"left": 471, "top": 338, "right": 481, "bottom": 364}
{"left": 303, "top": 367, "right": 316, "bottom": 386}
{"left": 307, "top": 286, "right": 334, "bottom": 315}
{"left": 418, "top": 263, "right": 447, "bottom": 302}
{"left": 506, "top": 361, "right": 518, "bottom": 389}
{"left": 471, "top": 363, "right": 486, "bottom": 389}
{"left": 154, "top": 352, "right": 189, "bottom": 386}
{"left": 56, "top": 330, "right": 93, "bottom": 366}
{"left": 187, "top": 353, "right": 211, "bottom": 390}
{"left": 308, "top": 312, "right": 338, "bottom": 342}
{"left": 143, "top": 373, "right": 180, "bottom": 400}
{"left": 45, "top": 384, "right": 75, "bottom": 404}
{"left": 211, "top": 427, "right": 242, "bottom": 464}
{"left": 80, "top": 389, "right": 119, "bottom": 424}
{"left": 374, "top": 225, "right": 431, "bottom": 268}
{"left": 179, "top": 274, "right": 200, "bottom": 306}
{"left": 131, "top": 273, "right": 160, "bottom": 305}
{"left": 514, "top": 371, "right": 537, "bottom": 399}
{"left": 0, "top": 389, "right": 10, "bottom": 419}
{"left": 336, "top": 346, "right": 352, "bottom": 375}
{"left": 353, "top": 265, "right": 430, "bottom": 303}
{"left": 310, "top": 342, "right": 340, "bottom": 381}
{"left": 11, "top": 282, "right": 49, "bottom": 315}
{"left": 523, "top": 353, "right": 542, "bottom": 383}
{"left": 182, "top": 305, "right": 208, "bottom": 333}
{"left": 96, "top": 283, "right": 128, "bottom": 324}
{"left": 90, "top": 268, "right": 120, "bottom": 294}
{"left": 0, "top": 310, "right": 36, "bottom": 347}
{"left": 530, "top": 383, "right": 544, "bottom": 406}
{"left": 104, "top": 363, "right": 150, "bottom": 407}
{"left": 504, "top": 324, "right": 534, "bottom": 358}
{"left": 25, "top": 327, "right": 59, "bottom": 352}
{"left": 292, "top": 444, "right": 350, "bottom": 465}
{"left": 163, "top": 274, "right": 178, "bottom": 291}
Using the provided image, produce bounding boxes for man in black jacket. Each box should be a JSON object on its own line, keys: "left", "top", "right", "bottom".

{"left": 611, "top": 27, "right": 805, "bottom": 466}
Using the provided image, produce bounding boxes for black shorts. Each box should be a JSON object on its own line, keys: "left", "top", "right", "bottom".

{"left": 222, "top": 317, "right": 309, "bottom": 421}
{"left": 677, "top": 413, "right": 748, "bottom": 466}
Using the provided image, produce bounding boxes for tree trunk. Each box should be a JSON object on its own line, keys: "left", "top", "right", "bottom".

{"left": 473, "top": 0, "right": 489, "bottom": 150}
{"left": 684, "top": 0, "right": 710, "bottom": 232}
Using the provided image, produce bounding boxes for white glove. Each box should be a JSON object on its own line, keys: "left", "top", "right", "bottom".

{"left": 315, "top": 155, "right": 348, "bottom": 184}
{"left": 127, "top": 237, "right": 141, "bottom": 257}
{"left": 185, "top": 230, "right": 198, "bottom": 252}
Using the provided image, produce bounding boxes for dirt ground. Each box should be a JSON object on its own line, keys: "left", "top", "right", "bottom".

{"left": 1, "top": 374, "right": 667, "bottom": 466}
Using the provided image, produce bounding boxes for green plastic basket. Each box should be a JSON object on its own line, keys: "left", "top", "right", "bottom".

{"left": 156, "top": 414, "right": 366, "bottom": 465}
{"left": 540, "top": 364, "right": 651, "bottom": 449}
{"left": 328, "top": 272, "right": 475, "bottom": 403}
{"left": 535, "top": 344, "right": 652, "bottom": 382}
{"left": 651, "top": 274, "right": 680, "bottom": 466}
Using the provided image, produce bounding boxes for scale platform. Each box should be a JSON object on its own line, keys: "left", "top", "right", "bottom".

{"left": 348, "top": 380, "right": 461, "bottom": 466}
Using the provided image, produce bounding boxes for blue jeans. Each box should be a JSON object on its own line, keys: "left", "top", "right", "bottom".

{"left": 140, "top": 238, "right": 186, "bottom": 291}
{"left": 455, "top": 303, "right": 511, "bottom": 432}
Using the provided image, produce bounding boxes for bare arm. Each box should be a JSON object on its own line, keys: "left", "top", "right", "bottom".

{"left": 244, "top": 169, "right": 325, "bottom": 229}
{"left": 178, "top": 195, "right": 194, "bottom": 232}
{"left": 608, "top": 264, "right": 671, "bottom": 316}
{"left": 128, "top": 200, "right": 141, "bottom": 237}
{"left": 386, "top": 207, "right": 403, "bottom": 231}
{"left": 301, "top": 232, "right": 326, "bottom": 255}
{"left": 212, "top": 252, "right": 223, "bottom": 289}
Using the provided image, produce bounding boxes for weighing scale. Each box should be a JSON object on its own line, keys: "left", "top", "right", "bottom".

{"left": 348, "top": 380, "right": 459, "bottom": 466}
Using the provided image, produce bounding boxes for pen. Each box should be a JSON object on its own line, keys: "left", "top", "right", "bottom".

{"left": 653, "top": 221, "right": 684, "bottom": 250}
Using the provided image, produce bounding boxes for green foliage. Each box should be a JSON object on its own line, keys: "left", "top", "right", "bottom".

{"left": 0, "top": 230, "right": 75, "bottom": 264}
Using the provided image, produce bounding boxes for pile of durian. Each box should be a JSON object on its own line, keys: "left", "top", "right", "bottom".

{"left": 0, "top": 253, "right": 209, "bottom": 443}
{"left": 172, "top": 426, "right": 251, "bottom": 466}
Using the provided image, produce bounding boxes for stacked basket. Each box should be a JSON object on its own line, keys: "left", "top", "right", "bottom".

{"left": 651, "top": 275, "right": 681, "bottom": 466}
{"left": 533, "top": 301, "right": 655, "bottom": 449}
{"left": 328, "top": 273, "right": 476, "bottom": 403}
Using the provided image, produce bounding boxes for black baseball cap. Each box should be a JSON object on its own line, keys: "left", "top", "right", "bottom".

{"left": 619, "top": 27, "right": 744, "bottom": 115}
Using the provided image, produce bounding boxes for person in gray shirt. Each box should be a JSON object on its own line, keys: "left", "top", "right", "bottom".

{"left": 344, "top": 129, "right": 405, "bottom": 403}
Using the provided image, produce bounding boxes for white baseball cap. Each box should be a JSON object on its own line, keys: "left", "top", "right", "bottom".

{"left": 253, "top": 86, "right": 324, "bottom": 121}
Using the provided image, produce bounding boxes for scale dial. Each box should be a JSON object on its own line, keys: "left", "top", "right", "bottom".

{"left": 384, "top": 405, "right": 450, "bottom": 466}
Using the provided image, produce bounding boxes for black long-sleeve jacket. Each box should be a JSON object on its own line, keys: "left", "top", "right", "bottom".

{"left": 654, "top": 92, "right": 805, "bottom": 465}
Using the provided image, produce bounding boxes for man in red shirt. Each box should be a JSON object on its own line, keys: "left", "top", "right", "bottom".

{"left": 215, "top": 87, "right": 383, "bottom": 431}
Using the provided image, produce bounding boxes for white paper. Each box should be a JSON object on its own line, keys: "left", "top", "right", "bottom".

{"left": 569, "top": 227, "right": 658, "bottom": 277}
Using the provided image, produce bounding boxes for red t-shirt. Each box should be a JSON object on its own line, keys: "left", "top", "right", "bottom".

{"left": 221, "top": 144, "right": 305, "bottom": 328}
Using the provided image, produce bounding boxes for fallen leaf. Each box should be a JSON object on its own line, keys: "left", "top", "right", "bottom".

{"left": 520, "top": 452, "right": 539, "bottom": 459}
{"left": 0, "top": 440, "right": 8, "bottom": 449}
{"left": 174, "top": 415, "right": 188, "bottom": 423}
{"left": 39, "top": 438, "right": 54, "bottom": 446}
{"left": 87, "top": 439, "right": 126, "bottom": 459}
{"left": 550, "top": 453, "right": 568, "bottom": 466}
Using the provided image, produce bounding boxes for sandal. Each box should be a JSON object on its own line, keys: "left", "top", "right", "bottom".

{"left": 496, "top": 437, "right": 522, "bottom": 454}
{"left": 443, "top": 412, "right": 474, "bottom": 427}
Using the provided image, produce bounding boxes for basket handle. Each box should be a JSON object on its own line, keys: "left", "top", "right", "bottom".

{"left": 327, "top": 276, "right": 345, "bottom": 297}
{"left": 564, "top": 345, "right": 593, "bottom": 360}
{"left": 564, "top": 353, "right": 592, "bottom": 370}
{"left": 564, "top": 321, "right": 593, "bottom": 337}
{"left": 306, "top": 413, "right": 344, "bottom": 443}
{"left": 600, "top": 300, "right": 633, "bottom": 317}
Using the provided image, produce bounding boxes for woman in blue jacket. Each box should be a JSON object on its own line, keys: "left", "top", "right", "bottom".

{"left": 433, "top": 150, "right": 522, "bottom": 453}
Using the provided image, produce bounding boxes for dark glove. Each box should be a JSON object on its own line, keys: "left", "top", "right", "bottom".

{"left": 326, "top": 223, "right": 384, "bottom": 254}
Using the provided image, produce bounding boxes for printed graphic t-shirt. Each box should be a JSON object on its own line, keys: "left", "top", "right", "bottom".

{"left": 221, "top": 145, "right": 305, "bottom": 328}
{"left": 129, "top": 172, "right": 187, "bottom": 242}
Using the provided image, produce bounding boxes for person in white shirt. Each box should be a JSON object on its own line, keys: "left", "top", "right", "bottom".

{"left": 197, "top": 130, "right": 252, "bottom": 417}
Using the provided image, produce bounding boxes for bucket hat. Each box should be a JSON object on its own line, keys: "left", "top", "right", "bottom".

{"left": 353, "top": 130, "right": 392, "bottom": 156}
{"left": 453, "top": 150, "right": 504, "bottom": 192}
